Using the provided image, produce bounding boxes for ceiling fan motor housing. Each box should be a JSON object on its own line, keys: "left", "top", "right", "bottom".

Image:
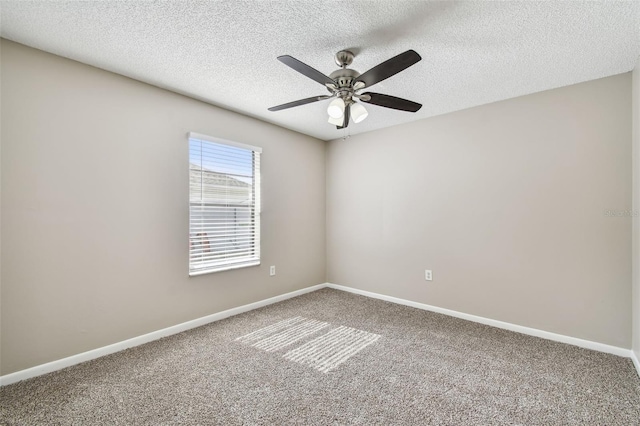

{"left": 328, "top": 68, "right": 360, "bottom": 101}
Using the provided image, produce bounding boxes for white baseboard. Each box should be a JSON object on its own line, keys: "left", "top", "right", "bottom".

{"left": 2, "top": 281, "right": 635, "bottom": 387}
{"left": 631, "top": 351, "right": 640, "bottom": 378}
{"left": 326, "top": 283, "right": 632, "bottom": 358}
{"left": 0, "top": 283, "right": 326, "bottom": 387}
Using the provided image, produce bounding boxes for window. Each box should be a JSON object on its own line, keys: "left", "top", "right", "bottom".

{"left": 188, "top": 132, "right": 261, "bottom": 276}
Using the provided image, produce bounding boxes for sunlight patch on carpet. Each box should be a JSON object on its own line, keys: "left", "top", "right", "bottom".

{"left": 236, "top": 317, "right": 329, "bottom": 352}
{"left": 283, "top": 326, "right": 381, "bottom": 373}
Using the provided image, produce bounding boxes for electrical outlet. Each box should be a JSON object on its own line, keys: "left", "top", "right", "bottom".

{"left": 425, "top": 270, "right": 432, "bottom": 281}
{"left": 270, "top": 266, "right": 276, "bottom": 276}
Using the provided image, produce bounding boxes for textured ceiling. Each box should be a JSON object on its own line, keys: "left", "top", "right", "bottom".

{"left": 1, "top": 1, "right": 639, "bottom": 141}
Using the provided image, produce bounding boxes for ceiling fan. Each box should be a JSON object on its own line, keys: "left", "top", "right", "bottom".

{"left": 268, "top": 50, "right": 423, "bottom": 129}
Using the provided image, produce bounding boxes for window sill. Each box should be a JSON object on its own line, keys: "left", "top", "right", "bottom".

{"left": 189, "top": 260, "right": 260, "bottom": 277}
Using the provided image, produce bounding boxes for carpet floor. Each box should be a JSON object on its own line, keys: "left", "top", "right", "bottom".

{"left": 1, "top": 288, "right": 639, "bottom": 425}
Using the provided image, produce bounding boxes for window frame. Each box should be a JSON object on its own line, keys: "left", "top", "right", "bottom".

{"left": 188, "top": 132, "right": 262, "bottom": 276}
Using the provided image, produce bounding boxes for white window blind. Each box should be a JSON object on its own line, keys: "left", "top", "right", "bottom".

{"left": 188, "top": 132, "right": 261, "bottom": 276}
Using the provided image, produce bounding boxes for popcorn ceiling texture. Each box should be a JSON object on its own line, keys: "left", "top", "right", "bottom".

{"left": 0, "top": 1, "right": 639, "bottom": 141}
{"left": 1, "top": 289, "right": 639, "bottom": 424}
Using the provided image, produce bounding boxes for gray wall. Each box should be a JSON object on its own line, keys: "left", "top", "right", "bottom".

{"left": 0, "top": 40, "right": 327, "bottom": 375}
{"left": 327, "top": 73, "right": 632, "bottom": 348}
{"left": 633, "top": 57, "right": 640, "bottom": 361}
{"left": 1, "top": 39, "right": 636, "bottom": 376}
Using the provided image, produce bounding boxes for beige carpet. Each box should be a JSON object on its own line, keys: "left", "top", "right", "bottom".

{"left": 1, "top": 288, "right": 639, "bottom": 425}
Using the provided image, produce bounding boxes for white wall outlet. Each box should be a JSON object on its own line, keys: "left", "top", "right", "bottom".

{"left": 425, "top": 270, "right": 432, "bottom": 281}
{"left": 270, "top": 266, "right": 276, "bottom": 276}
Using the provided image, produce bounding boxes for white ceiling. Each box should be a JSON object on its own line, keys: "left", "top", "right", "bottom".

{"left": 1, "top": 1, "right": 639, "bottom": 141}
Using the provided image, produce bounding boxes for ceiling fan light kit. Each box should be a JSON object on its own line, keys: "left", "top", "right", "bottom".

{"left": 268, "top": 49, "right": 423, "bottom": 130}
{"left": 328, "top": 116, "right": 344, "bottom": 126}
{"left": 350, "top": 102, "right": 368, "bottom": 123}
{"left": 327, "top": 97, "right": 346, "bottom": 119}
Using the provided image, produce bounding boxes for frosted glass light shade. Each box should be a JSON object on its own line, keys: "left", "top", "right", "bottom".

{"left": 327, "top": 98, "right": 345, "bottom": 119}
{"left": 351, "top": 102, "right": 368, "bottom": 123}
{"left": 328, "top": 116, "right": 344, "bottom": 126}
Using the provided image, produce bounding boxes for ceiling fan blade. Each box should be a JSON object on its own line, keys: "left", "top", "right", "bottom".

{"left": 355, "top": 50, "right": 421, "bottom": 88}
{"left": 268, "top": 95, "right": 329, "bottom": 112}
{"left": 277, "top": 55, "right": 335, "bottom": 86}
{"left": 360, "top": 92, "right": 422, "bottom": 112}
{"left": 337, "top": 104, "right": 351, "bottom": 129}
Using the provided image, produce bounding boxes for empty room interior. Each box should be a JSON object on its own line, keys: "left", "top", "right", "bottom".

{"left": 1, "top": 1, "right": 640, "bottom": 424}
